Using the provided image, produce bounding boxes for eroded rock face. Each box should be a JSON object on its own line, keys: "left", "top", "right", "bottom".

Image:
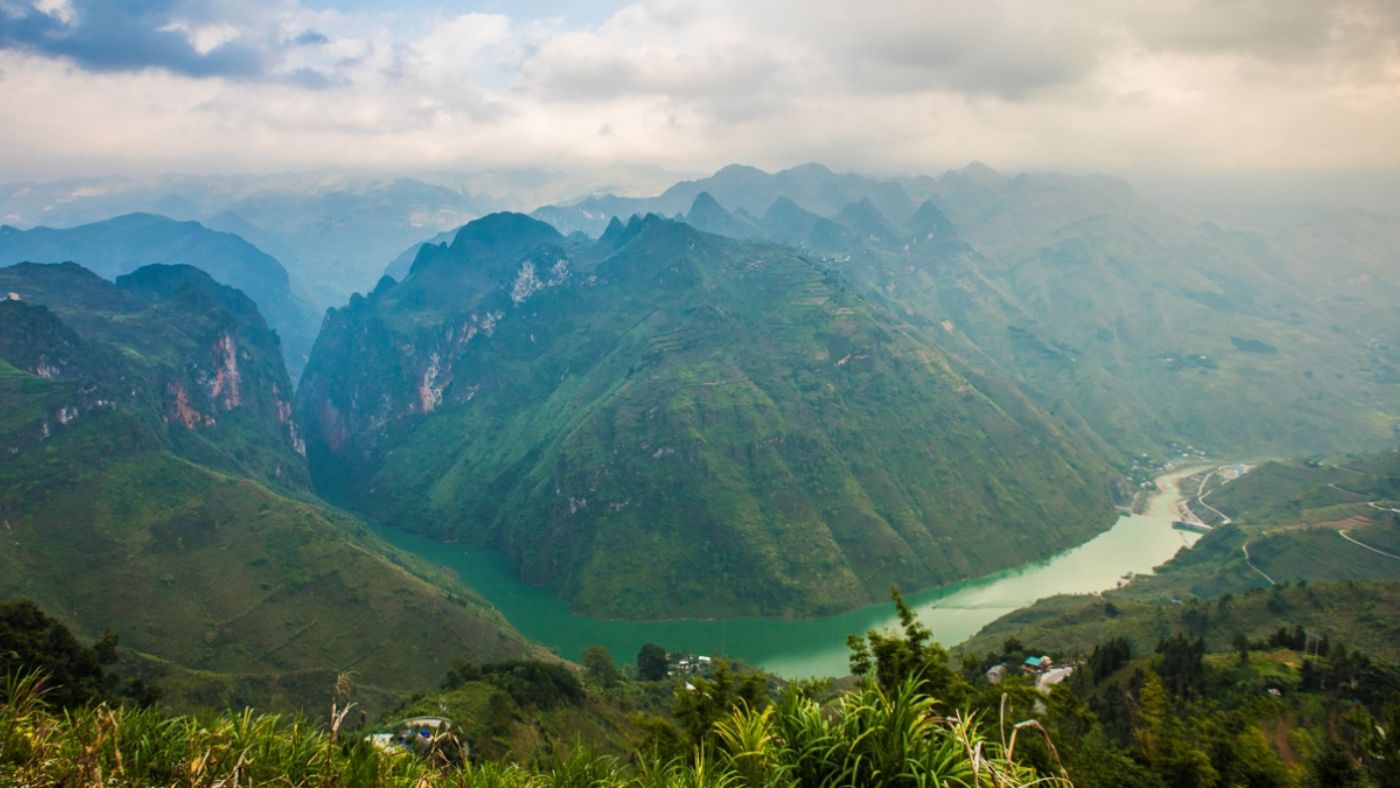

{"left": 165, "top": 380, "right": 214, "bottom": 429}
{"left": 0, "top": 262, "right": 312, "bottom": 492}
{"left": 162, "top": 332, "right": 244, "bottom": 429}
{"left": 207, "top": 331, "right": 241, "bottom": 410}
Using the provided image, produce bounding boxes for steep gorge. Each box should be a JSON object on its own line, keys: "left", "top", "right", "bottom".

{"left": 298, "top": 213, "right": 1121, "bottom": 619}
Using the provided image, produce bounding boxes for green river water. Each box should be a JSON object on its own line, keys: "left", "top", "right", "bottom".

{"left": 370, "top": 467, "right": 1205, "bottom": 678}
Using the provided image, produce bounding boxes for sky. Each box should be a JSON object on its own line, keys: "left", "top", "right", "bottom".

{"left": 0, "top": 0, "right": 1398, "bottom": 188}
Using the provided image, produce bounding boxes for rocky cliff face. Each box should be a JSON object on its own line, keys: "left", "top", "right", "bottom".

{"left": 297, "top": 213, "right": 1119, "bottom": 619}
{"left": 0, "top": 262, "right": 309, "bottom": 490}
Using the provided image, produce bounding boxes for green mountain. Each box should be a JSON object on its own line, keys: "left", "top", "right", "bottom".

{"left": 0, "top": 213, "right": 319, "bottom": 377}
{"left": 0, "top": 263, "right": 531, "bottom": 710}
{"left": 667, "top": 171, "right": 1399, "bottom": 456}
{"left": 297, "top": 212, "right": 1121, "bottom": 619}
{"left": 0, "top": 262, "right": 307, "bottom": 489}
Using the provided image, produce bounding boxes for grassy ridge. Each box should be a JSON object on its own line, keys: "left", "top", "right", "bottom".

{"left": 0, "top": 416, "right": 531, "bottom": 709}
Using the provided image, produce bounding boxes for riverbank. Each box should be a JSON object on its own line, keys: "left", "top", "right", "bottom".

{"left": 371, "top": 465, "right": 1208, "bottom": 678}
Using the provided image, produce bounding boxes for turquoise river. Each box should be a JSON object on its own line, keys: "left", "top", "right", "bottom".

{"left": 371, "top": 466, "right": 1206, "bottom": 678}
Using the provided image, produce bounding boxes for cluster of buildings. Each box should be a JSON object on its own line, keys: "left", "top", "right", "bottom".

{"left": 985, "top": 654, "right": 1058, "bottom": 683}
{"left": 671, "top": 654, "right": 714, "bottom": 676}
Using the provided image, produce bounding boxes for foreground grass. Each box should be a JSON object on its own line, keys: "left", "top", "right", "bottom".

{"left": 0, "top": 672, "right": 1059, "bottom": 787}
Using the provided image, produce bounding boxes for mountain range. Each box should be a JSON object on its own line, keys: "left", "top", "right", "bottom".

{"left": 3, "top": 159, "right": 1397, "bottom": 713}
{"left": 526, "top": 163, "right": 1399, "bottom": 457}
{"left": 0, "top": 214, "right": 319, "bottom": 377}
{"left": 0, "top": 167, "right": 692, "bottom": 310}
{"left": 0, "top": 262, "right": 532, "bottom": 711}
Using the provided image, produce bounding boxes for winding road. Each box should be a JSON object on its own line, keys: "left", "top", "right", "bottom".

{"left": 1338, "top": 529, "right": 1400, "bottom": 561}
{"left": 1242, "top": 541, "right": 1276, "bottom": 586}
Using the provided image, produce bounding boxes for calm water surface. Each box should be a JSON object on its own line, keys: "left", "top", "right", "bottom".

{"left": 371, "top": 467, "right": 1204, "bottom": 678}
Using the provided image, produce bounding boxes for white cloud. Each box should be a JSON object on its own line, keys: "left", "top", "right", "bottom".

{"left": 0, "top": 0, "right": 1396, "bottom": 180}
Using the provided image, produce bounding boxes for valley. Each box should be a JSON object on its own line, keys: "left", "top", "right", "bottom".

{"left": 1, "top": 158, "right": 1397, "bottom": 787}
{"left": 1, "top": 159, "right": 1397, "bottom": 784}
{"left": 5, "top": 4, "right": 1400, "bottom": 781}
{"left": 366, "top": 464, "right": 1209, "bottom": 677}
{"left": 297, "top": 212, "right": 1123, "bottom": 620}
{"left": 4, "top": 160, "right": 1396, "bottom": 714}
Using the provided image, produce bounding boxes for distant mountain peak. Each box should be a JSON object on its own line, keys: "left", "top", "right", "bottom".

{"left": 948, "top": 161, "right": 1009, "bottom": 190}
{"left": 682, "top": 192, "right": 760, "bottom": 239}
{"left": 783, "top": 162, "right": 835, "bottom": 177}
{"left": 451, "top": 212, "right": 561, "bottom": 250}
{"left": 713, "top": 163, "right": 767, "bottom": 178}
{"left": 906, "top": 200, "right": 957, "bottom": 240}
{"left": 835, "top": 197, "right": 895, "bottom": 234}
{"left": 763, "top": 195, "right": 801, "bottom": 213}
{"left": 597, "top": 216, "right": 631, "bottom": 249}
{"left": 688, "top": 191, "right": 726, "bottom": 214}
{"left": 0, "top": 213, "right": 315, "bottom": 376}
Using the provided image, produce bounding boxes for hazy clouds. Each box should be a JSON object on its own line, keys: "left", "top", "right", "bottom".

{"left": 0, "top": 0, "right": 1396, "bottom": 180}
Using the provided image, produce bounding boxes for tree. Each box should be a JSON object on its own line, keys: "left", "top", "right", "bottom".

{"left": 671, "top": 660, "right": 767, "bottom": 747}
{"left": 846, "top": 587, "right": 966, "bottom": 705}
{"left": 1360, "top": 698, "right": 1400, "bottom": 788}
{"left": 441, "top": 658, "right": 583, "bottom": 708}
{"left": 1088, "top": 637, "right": 1132, "bottom": 683}
{"left": 1232, "top": 633, "right": 1250, "bottom": 667}
{"left": 581, "top": 646, "right": 620, "bottom": 687}
{"left": 637, "top": 643, "right": 668, "bottom": 681}
{"left": 0, "top": 598, "right": 158, "bottom": 708}
{"left": 1155, "top": 634, "right": 1205, "bottom": 699}
{"left": 1134, "top": 671, "right": 1220, "bottom": 787}
{"left": 1308, "top": 741, "right": 1362, "bottom": 788}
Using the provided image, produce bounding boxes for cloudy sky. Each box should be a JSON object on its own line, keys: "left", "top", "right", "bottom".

{"left": 1, "top": 0, "right": 1398, "bottom": 184}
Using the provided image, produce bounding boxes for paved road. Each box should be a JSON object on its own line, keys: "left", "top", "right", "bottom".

{"left": 1242, "top": 541, "right": 1276, "bottom": 586}
{"left": 1037, "top": 666, "right": 1074, "bottom": 693}
{"left": 1186, "top": 469, "right": 1233, "bottom": 525}
{"left": 1339, "top": 530, "right": 1400, "bottom": 561}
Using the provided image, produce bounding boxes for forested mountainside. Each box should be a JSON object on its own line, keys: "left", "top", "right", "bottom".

{"left": 0, "top": 263, "right": 531, "bottom": 710}
{"left": 0, "top": 214, "right": 319, "bottom": 376}
{"left": 297, "top": 212, "right": 1120, "bottom": 619}
{"left": 0, "top": 262, "right": 306, "bottom": 488}
{"left": 536, "top": 163, "right": 1398, "bottom": 457}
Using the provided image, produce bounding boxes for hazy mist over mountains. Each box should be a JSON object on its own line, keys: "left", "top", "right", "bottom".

{"left": 1, "top": 2, "right": 1399, "bottom": 784}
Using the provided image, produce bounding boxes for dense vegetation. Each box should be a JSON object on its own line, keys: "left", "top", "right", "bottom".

{"left": 0, "top": 263, "right": 532, "bottom": 714}
{"left": 4, "top": 588, "right": 1398, "bottom": 786}
{"left": 299, "top": 212, "right": 1120, "bottom": 619}
{"left": 0, "top": 599, "right": 157, "bottom": 709}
